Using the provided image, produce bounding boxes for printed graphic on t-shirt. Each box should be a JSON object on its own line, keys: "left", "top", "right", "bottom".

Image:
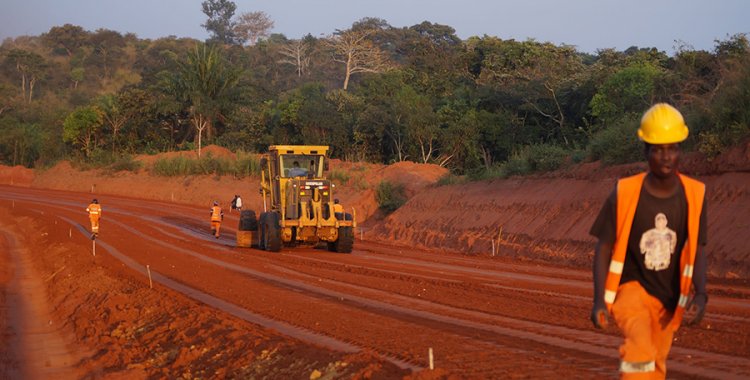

{"left": 639, "top": 213, "right": 677, "bottom": 271}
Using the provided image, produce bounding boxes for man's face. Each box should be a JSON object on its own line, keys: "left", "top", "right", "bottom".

{"left": 646, "top": 143, "right": 680, "bottom": 179}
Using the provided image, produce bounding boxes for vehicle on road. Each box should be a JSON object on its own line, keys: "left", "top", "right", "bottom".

{"left": 254, "top": 145, "right": 355, "bottom": 253}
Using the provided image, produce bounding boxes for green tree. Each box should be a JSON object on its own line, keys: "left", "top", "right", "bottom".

{"left": 63, "top": 105, "right": 103, "bottom": 157}
{"left": 394, "top": 85, "right": 437, "bottom": 163}
{"left": 171, "top": 43, "right": 240, "bottom": 156}
{"left": 589, "top": 62, "right": 664, "bottom": 122}
{"left": 88, "top": 29, "right": 126, "bottom": 81}
{"left": 0, "top": 117, "right": 42, "bottom": 167}
{"left": 42, "top": 24, "right": 90, "bottom": 57}
{"left": 202, "top": 0, "right": 238, "bottom": 44}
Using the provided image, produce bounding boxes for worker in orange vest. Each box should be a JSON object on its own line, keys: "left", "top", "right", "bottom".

{"left": 210, "top": 201, "right": 224, "bottom": 238}
{"left": 86, "top": 198, "right": 102, "bottom": 238}
{"left": 333, "top": 198, "right": 344, "bottom": 219}
{"left": 590, "top": 103, "right": 708, "bottom": 379}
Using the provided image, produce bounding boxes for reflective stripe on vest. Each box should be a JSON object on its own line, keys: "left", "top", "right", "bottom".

{"left": 620, "top": 360, "right": 656, "bottom": 373}
{"left": 87, "top": 205, "right": 101, "bottom": 216}
{"left": 604, "top": 172, "right": 705, "bottom": 331}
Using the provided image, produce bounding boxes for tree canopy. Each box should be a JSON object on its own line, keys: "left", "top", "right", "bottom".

{"left": 0, "top": 4, "right": 748, "bottom": 178}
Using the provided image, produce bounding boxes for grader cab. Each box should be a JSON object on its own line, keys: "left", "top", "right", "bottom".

{"left": 256, "top": 145, "right": 355, "bottom": 253}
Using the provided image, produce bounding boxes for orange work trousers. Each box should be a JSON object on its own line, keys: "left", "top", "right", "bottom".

{"left": 211, "top": 221, "right": 221, "bottom": 237}
{"left": 611, "top": 281, "right": 675, "bottom": 380}
{"left": 90, "top": 217, "right": 100, "bottom": 234}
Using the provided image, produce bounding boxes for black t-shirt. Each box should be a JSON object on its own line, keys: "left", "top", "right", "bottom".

{"left": 590, "top": 182, "right": 707, "bottom": 310}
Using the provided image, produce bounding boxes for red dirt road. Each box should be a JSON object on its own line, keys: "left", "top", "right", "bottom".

{"left": 1, "top": 185, "right": 749, "bottom": 379}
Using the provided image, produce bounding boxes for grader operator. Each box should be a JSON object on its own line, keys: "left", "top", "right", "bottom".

{"left": 255, "top": 145, "right": 355, "bottom": 253}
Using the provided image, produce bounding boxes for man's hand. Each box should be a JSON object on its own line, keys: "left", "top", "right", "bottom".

{"left": 685, "top": 293, "right": 708, "bottom": 326}
{"left": 590, "top": 304, "right": 609, "bottom": 329}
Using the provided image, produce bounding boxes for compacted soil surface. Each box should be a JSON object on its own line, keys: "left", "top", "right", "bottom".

{"left": 1, "top": 185, "right": 749, "bottom": 379}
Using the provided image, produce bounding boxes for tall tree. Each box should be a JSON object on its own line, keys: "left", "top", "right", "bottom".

{"left": 3, "top": 49, "right": 47, "bottom": 103}
{"left": 278, "top": 38, "right": 313, "bottom": 77}
{"left": 88, "top": 29, "right": 126, "bottom": 81}
{"left": 171, "top": 43, "right": 240, "bottom": 157}
{"left": 202, "top": 0, "right": 238, "bottom": 45}
{"left": 234, "top": 11, "right": 274, "bottom": 46}
{"left": 394, "top": 86, "right": 438, "bottom": 163}
{"left": 42, "top": 24, "right": 89, "bottom": 57}
{"left": 326, "top": 28, "right": 392, "bottom": 90}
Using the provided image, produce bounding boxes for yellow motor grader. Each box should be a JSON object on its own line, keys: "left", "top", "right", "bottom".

{"left": 254, "top": 145, "right": 356, "bottom": 253}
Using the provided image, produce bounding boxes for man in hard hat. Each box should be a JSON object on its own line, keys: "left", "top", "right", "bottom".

{"left": 210, "top": 201, "right": 224, "bottom": 239}
{"left": 589, "top": 103, "right": 708, "bottom": 379}
{"left": 333, "top": 198, "right": 344, "bottom": 219}
{"left": 86, "top": 198, "right": 102, "bottom": 238}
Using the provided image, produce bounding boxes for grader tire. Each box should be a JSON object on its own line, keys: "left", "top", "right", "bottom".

{"left": 263, "top": 212, "right": 282, "bottom": 252}
{"left": 238, "top": 210, "right": 257, "bottom": 231}
{"left": 332, "top": 226, "right": 354, "bottom": 253}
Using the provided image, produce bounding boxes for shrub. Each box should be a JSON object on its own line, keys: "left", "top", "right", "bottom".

{"left": 587, "top": 115, "right": 643, "bottom": 165}
{"left": 697, "top": 131, "right": 723, "bottom": 161}
{"left": 107, "top": 155, "right": 142, "bottom": 173}
{"left": 375, "top": 180, "right": 407, "bottom": 214}
{"left": 435, "top": 173, "right": 465, "bottom": 186}
{"left": 329, "top": 169, "right": 351, "bottom": 184}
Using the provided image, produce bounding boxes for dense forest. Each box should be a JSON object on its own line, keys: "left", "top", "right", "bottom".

{"left": 1, "top": 0, "right": 748, "bottom": 177}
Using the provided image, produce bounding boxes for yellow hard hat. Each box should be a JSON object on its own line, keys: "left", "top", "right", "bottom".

{"left": 638, "top": 103, "right": 689, "bottom": 144}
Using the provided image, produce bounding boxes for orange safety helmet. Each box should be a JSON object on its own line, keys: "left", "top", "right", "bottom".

{"left": 638, "top": 103, "right": 689, "bottom": 144}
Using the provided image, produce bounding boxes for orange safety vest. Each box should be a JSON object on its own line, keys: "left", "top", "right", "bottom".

{"left": 604, "top": 172, "right": 705, "bottom": 330}
{"left": 210, "top": 206, "right": 222, "bottom": 222}
{"left": 87, "top": 203, "right": 102, "bottom": 218}
{"left": 333, "top": 203, "right": 344, "bottom": 213}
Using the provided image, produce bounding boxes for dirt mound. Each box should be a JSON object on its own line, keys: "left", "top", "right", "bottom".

{"left": 0, "top": 165, "right": 34, "bottom": 186}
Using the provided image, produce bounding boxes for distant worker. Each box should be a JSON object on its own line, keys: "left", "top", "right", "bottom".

{"left": 333, "top": 198, "right": 344, "bottom": 219}
{"left": 86, "top": 198, "right": 102, "bottom": 237}
{"left": 288, "top": 161, "right": 307, "bottom": 177}
{"left": 210, "top": 201, "right": 224, "bottom": 239}
{"left": 230, "top": 195, "right": 238, "bottom": 212}
{"left": 235, "top": 195, "right": 242, "bottom": 212}
{"left": 589, "top": 103, "right": 708, "bottom": 379}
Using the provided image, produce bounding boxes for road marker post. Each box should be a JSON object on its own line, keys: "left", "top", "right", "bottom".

{"left": 92, "top": 240, "right": 96, "bottom": 256}
{"left": 429, "top": 347, "right": 434, "bottom": 370}
{"left": 492, "top": 239, "right": 495, "bottom": 256}
{"left": 146, "top": 265, "right": 153, "bottom": 289}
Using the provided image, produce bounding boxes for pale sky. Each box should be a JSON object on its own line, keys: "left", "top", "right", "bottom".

{"left": 1, "top": 0, "right": 748, "bottom": 54}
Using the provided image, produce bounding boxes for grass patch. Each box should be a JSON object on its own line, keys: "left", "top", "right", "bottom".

{"left": 375, "top": 180, "right": 407, "bottom": 214}
{"left": 106, "top": 155, "right": 142, "bottom": 173}
{"left": 329, "top": 169, "right": 351, "bottom": 184}
{"left": 150, "top": 153, "right": 261, "bottom": 177}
